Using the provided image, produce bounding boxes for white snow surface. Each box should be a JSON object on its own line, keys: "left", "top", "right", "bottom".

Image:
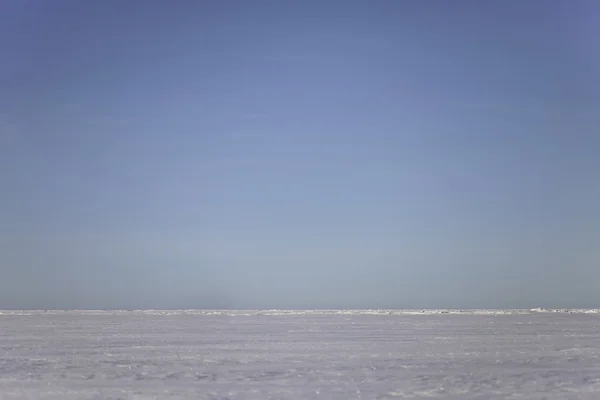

{"left": 1, "top": 309, "right": 600, "bottom": 399}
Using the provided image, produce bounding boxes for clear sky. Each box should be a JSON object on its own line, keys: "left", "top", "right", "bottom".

{"left": 1, "top": 0, "right": 599, "bottom": 310}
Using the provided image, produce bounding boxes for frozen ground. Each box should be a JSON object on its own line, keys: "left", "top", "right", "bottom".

{"left": 1, "top": 309, "right": 600, "bottom": 399}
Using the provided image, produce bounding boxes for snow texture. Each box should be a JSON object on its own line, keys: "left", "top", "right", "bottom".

{"left": 1, "top": 309, "right": 600, "bottom": 399}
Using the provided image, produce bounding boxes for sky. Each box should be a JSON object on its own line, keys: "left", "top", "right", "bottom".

{"left": 0, "top": 0, "right": 599, "bottom": 310}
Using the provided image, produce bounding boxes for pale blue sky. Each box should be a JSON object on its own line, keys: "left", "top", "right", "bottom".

{"left": 1, "top": 1, "right": 599, "bottom": 309}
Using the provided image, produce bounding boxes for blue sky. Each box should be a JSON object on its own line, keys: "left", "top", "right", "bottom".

{"left": 1, "top": 0, "right": 599, "bottom": 309}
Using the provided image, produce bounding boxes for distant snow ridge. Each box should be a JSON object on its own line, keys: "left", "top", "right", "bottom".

{"left": 529, "top": 307, "right": 600, "bottom": 314}
{"left": 1, "top": 309, "right": 600, "bottom": 316}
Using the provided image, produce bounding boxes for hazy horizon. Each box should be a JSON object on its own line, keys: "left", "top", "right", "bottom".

{"left": 0, "top": 307, "right": 600, "bottom": 315}
{"left": 1, "top": 1, "right": 599, "bottom": 310}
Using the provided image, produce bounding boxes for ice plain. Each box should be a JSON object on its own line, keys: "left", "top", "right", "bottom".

{"left": 1, "top": 309, "right": 600, "bottom": 399}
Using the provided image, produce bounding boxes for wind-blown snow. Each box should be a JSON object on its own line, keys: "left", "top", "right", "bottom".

{"left": 1, "top": 310, "right": 600, "bottom": 399}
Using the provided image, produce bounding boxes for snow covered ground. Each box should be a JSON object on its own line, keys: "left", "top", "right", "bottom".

{"left": 1, "top": 310, "right": 600, "bottom": 399}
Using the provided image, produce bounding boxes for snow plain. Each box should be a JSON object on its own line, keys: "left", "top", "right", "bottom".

{"left": 1, "top": 309, "right": 600, "bottom": 399}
